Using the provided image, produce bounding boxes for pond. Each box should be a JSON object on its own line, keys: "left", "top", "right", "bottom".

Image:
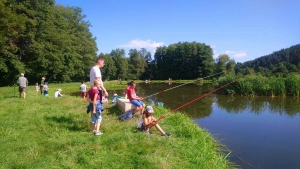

{"left": 109, "top": 83, "right": 300, "bottom": 169}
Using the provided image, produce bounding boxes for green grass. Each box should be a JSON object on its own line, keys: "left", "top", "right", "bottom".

{"left": 0, "top": 81, "right": 233, "bottom": 169}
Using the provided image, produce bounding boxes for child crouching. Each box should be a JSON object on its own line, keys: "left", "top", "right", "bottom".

{"left": 137, "top": 106, "right": 170, "bottom": 136}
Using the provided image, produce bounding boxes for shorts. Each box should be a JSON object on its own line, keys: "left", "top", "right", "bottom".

{"left": 131, "top": 100, "right": 144, "bottom": 107}
{"left": 19, "top": 87, "right": 26, "bottom": 93}
{"left": 81, "top": 92, "right": 86, "bottom": 97}
{"left": 90, "top": 100, "right": 103, "bottom": 124}
{"left": 91, "top": 111, "right": 102, "bottom": 124}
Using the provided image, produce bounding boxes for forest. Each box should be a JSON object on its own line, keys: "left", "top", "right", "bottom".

{"left": 1, "top": 0, "right": 299, "bottom": 87}
{"left": 235, "top": 44, "right": 300, "bottom": 76}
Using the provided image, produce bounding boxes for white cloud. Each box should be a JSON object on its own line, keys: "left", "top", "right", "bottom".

{"left": 119, "top": 39, "right": 164, "bottom": 49}
{"left": 213, "top": 49, "right": 219, "bottom": 59}
{"left": 225, "top": 50, "right": 247, "bottom": 58}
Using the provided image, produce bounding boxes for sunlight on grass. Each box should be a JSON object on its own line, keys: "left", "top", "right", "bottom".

{"left": 0, "top": 81, "right": 233, "bottom": 168}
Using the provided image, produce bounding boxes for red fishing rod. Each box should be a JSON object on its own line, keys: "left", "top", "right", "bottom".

{"left": 156, "top": 79, "right": 238, "bottom": 122}
{"left": 144, "top": 71, "right": 224, "bottom": 99}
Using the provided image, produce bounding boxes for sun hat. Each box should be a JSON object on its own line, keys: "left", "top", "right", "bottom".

{"left": 20, "top": 73, "right": 24, "bottom": 76}
{"left": 146, "top": 106, "right": 154, "bottom": 113}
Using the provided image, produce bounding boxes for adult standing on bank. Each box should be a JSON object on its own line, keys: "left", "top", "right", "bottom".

{"left": 40, "top": 77, "right": 45, "bottom": 95}
{"left": 89, "top": 57, "right": 108, "bottom": 99}
{"left": 17, "top": 73, "right": 28, "bottom": 99}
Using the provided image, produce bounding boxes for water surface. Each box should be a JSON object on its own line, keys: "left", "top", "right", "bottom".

{"left": 111, "top": 83, "right": 300, "bottom": 169}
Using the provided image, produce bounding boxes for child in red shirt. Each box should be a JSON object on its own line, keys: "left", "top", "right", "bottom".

{"left": 87, "top": 79, "right": 103, "bottom": 136}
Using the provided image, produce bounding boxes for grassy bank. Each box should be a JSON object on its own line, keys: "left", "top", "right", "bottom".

{"left": 215, "top": 73, "right": 300, "bottom": 96}
{"left": 0, "top": 82, "right": 233, "bottom": 168}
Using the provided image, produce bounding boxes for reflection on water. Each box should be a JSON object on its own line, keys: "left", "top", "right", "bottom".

{"left": 216, "top": 95, "right": 300, "bottom": 117}
{"left": 109, "top": 83, "right": 300, "bottom": 169}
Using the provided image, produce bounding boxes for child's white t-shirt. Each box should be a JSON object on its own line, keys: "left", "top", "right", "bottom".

{"left": 80, "top": 84, "right": 87, "bottom": 92}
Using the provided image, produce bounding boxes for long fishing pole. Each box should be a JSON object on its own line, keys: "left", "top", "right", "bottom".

{"left": 155, "top": 79, "right": 238, "bottom": 122}
{"left": 144, "top": 71, "right": 224, "bottom": 99}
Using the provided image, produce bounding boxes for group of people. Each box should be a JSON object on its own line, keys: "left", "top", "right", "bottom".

{"left": 17, "top": 56, "right": 170, "bottom": 137}
{"left": 124, "top": 81, "right": 170, "bottom": 136}
{"left": 87, "top": 57, "right": 170, "bottom": 137}
{"left": 17, "top": 74, "right": 63, "bottom": 98}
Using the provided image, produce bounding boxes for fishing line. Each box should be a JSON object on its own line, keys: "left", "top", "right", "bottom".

{"left": 144, "top": 71, "right": 224, "bottom": 99}
{"left": 221, "top": 145, "right": 255, "bottom": 168}
{"left": 155, "top": 79, "right": 238, "bottom": 122}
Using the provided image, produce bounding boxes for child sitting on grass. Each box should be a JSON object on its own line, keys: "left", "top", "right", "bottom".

{"left": 87, "top": 79, "right": 104, "bottom": 136}
{"left": 137, "top": 106, "right": 170, "bottom": 136}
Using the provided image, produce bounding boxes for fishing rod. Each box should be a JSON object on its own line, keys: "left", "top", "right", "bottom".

{"left": 155, "top": 79, "right": 238, "bottom": 122}
{"left": 47, "top": 76, "right": 52, "bottom": 84}
{"left": 144, "top": 71, "right": 224, "bottom": 99}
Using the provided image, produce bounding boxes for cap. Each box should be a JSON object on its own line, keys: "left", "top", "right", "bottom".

{"left": 113, "top": 94, "right": 118, "bottom": 96}
{"left": 21, "top": 73, "right": 24, "bottom": 76}
{"left": 146, "top": 106, "right": 154, "bottom": 113}
{"left": 58, "top": 89, "right": 62, "bottom": 91}
{"left": 127, "top": 82, "right": 130, "bottom": 85}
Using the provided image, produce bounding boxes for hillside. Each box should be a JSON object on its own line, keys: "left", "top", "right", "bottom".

{"left": 235, "top": 44, "right": 300, "bottom": 76}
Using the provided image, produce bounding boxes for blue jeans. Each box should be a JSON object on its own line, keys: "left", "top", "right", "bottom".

{"left": 131, "top": 100, "right": 144, "bottom": 107}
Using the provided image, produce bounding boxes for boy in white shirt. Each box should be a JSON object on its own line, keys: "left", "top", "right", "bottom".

{"left": 80, "top": 81, "right": 87, "bottom": 99}
{"left": 54, "top": 89, "right": 63, "bottom": 98}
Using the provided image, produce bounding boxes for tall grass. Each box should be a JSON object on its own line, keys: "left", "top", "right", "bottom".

{"left": 0, "top": 82, "right": 233, "bottom": 169}
{"left": 215, "top": 73, "right": 300, "bottom": 96}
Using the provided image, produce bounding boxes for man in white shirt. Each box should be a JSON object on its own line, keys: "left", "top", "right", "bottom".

{"left": 89, "top": 57, "right": 108, "bottom": 98}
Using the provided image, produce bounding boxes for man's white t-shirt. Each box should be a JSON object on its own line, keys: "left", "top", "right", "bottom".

{"left": 90, "top": 66, "right": 101, "bottom": 87}
{"left": 80, "top": 84, "right": 87, "bottom": 92}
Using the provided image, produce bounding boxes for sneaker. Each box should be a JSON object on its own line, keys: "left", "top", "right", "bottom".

{"left": 161, "top": 133, "right": 170, "bottom": 136}
{"left": 94, "top": 131, "right": 103, "bottom": 136}
{"left": 144, "top": 130, "right": 150, "bottom": 134}
{"left": 92, "top": 130, "right": 96, "bottom": 133}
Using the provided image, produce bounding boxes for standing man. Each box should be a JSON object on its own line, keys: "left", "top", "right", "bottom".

{"left": 90, "top": 57, "right": 108, "bottom": 99}
{"left": 17, "top": 73, "right": 28, "bottom": 99}
{"left": 40, "top": 77, "right": 45, "bottom": 95}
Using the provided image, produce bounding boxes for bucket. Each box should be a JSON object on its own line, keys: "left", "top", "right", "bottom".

{"left": 157, "top": 102, "right": 164, "bottom": 107}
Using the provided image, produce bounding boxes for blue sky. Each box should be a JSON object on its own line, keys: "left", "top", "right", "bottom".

{"left": 55, "top": 0, "right": 300, "bottom": 63}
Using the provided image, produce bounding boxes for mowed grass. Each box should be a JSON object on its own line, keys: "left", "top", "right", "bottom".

{"left": 0, "top": 82, "right": 233, "bottom": 169}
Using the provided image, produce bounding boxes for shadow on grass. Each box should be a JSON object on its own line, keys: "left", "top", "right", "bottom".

{"left": 45, "top": 115, "right": 87, "bottom": 132}
{"left": 105, "top": 105, "right": 123, "bottom": 116}
{"left": 67, "top": 91, "right": 81, "bottom": 97}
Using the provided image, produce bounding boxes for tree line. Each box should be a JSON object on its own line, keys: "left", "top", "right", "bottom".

{"left": 3, "top": 0, "right": 298, "bottom": 87}
{"left": 99, "top": 42, "right": 237, "bottom": 81}
{"left": 235, "top": 44, "right": 300, "bottom": 76}
{"left": 1, "top": 0, "right": 234, "bottom": 86}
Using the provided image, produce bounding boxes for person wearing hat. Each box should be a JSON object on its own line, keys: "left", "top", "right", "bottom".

{"left": 112, "top": 93, "right": 118, "bottom": 104}
{"left": 17, "top": 73, "right": 28, "bottom": 99}
{"left": 54, "top": 89, "right": 63, "bottom": 98}
{"left": 137, "top": 106, "right": 170, "bottom": 136}
{"left": 40, "top": 77, "right": 46, "bottom": 95}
